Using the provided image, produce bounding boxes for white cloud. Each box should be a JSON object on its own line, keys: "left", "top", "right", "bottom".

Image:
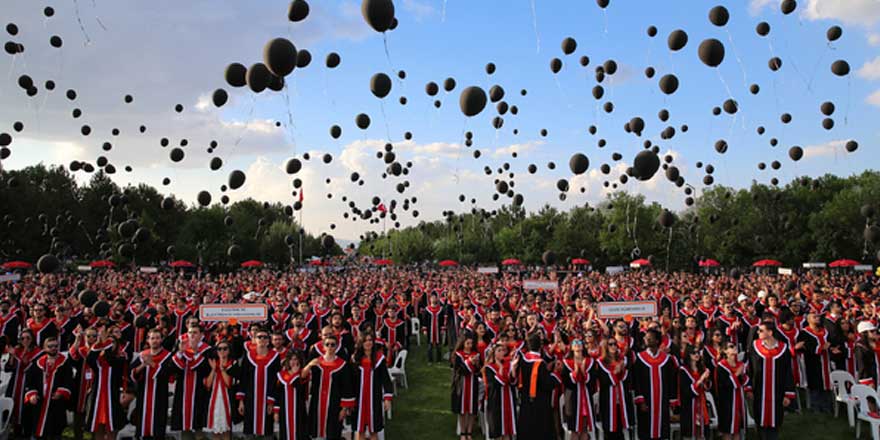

{"left": 749, "top": 0, "right": 776, "bottom": 15}
{"left": 869, "top": 33, "right": 880, "bottom": 46}
{"left": 804, "top": 0, "right": 880, "bottom": 26}
{"left": 803, "top": 140, "right": 847, "bottom": 158}
{"left": 867, "top": 90, "right": 880, "bottom": 107}
{"left": 194, "top": 94, "right": 211, "bottom": 112}
{"left": 858, "top": 56, "right": 880, "bottom": 80}
{"left": 492, "top": 141, "right": 544, "bottom": 158}
{"left": 402, "top": 0, "right": 437, "bottom": 20}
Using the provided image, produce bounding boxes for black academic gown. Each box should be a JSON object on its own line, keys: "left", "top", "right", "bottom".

{"left": 515, "top": 351, "right": 560, "bottom": 440}
{"left": 129, "top": 349, "right": 175, "bottom": 439}
{"left": 24, "top": 353, "right": 73, "bottom": 438}
{"left": 748, "top": 340, "right": 796, "bottom": 430}
{"left": 713, "top": 359, "right": 748, "bottom": 436}
{"left": 632, "top": 349, "right": 678, "bottom": 440}
{"left": 85, "top": 341, "right": 128, "bottom": 432}
{"left": 562, "top": 357, "right": 597, "bottom": 435}
{"left": 351, "top": 352, "right": 394, "bottom": 435}
{"left": 236, "top": 349, "right": 281, "bottom": 436}
{"left": 596, "top": 359, "right": 635, "bottom": 434}
{"left": 170, "top": 343, "right": 212, "bottom": 432}
{"left": 272, "top": 371, "right": 309, "bottom": 440}
{"left": 484, "top": 361, "right": 518, "bottom": 438}
{"left": 308, "top": 357, "right": 355, "bottom": 440}
{"left": 451, "top": 350, "right": 480, "bottom": 415}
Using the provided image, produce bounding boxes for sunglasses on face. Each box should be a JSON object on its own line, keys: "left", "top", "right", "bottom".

{"left": 217, "top": 346, "right": 229, "bottom": 351}
{"left": 46, "top": 345, "right": 59, "bottom": 349}
{"left": 325, "top": 343, "right": 337, "bottom": 348}
{"left": 255, "top": 335, "right": 269, "bottom": 340}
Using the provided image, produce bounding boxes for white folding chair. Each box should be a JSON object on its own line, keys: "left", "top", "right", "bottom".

{"left": 831, "top": 370, "right": 857, "bottom": 428}
{"left": 411, "top": 317, "right": 421, "bottom": 346}
{"left": 851, "top": 384, "right": 880, "bottom": 440}
{"left": 705, "top": 392, "right": 720, "bottom": 431}
{"left": 115, "top": 400, "right": 138, "bottom": 440}
{"left": 0, "top": 397, "right": 13, "bottom": 440}
{"left": 388, "top": 349, "right": 408, "bottom": 393}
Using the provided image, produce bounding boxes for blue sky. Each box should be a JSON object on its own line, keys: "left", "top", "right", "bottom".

{"left": 1, "top": 0, "right": 879, "bottom": 240}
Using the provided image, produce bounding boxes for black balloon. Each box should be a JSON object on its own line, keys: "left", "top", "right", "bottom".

{"left": 36, "top": 254, "right": 60, "bottom": 273}
{"left": 831, "top": 60, "right": 850, "bottom": 76}
{"left": 781, "top": 0, "right": 797, "bottom": 14}
{"left": 698, "top": 38, "right": 725, "bottom": 67}
{"left": 708, "top": 5, "right": 729, "bottom": 26}
{"left": 633, "top": 150, "right": 660, "bottom": 180}
{"left": 228, "top": 170, "right": 246, "bottom": 189}
{"left": 361, "top": 0, "right": 395, "bottom": 33}
{"left": 788, "top": 146, "right": 803, "bottom": 162}
{"left": 561, "top": 37, "right": 577, "bottom": 55}
{"left": 667, "top": 30, "right": 688, "bottom": 51}
{"left": 210, "top": 157, "right": 223, "bottom": 171}
{"left": 756, "top": 22, "right": 770, "bottom": 37}
{"left": 326, "top": 52, "right": 341, "bottom": 68}
{"left": 542, "top": 250, "right": 557, "bottom": 265}
{"left": 459, "top": 86, "right": 487, "bottom": 117}
{"left": 212, "top": 89, "right": 228, "bottom": 107}
{"left": 659, "top": 74, "right": 679, "bottom": 94}
{"left": 246, "top": 63, "right": 271, "bottom": 93}
{"left": 827, "top": 25, "right": 842, "bottom": 42}
{"left": 197, "top": 191, "right": 212, "bottom": 207}
{"left": 569, "top": 153, "right": 589, "bottom": 175}
{"left": 356, "top": 113, "right": 371, "bottom": 129}
{"left": 295, "top": 49, "right": 312, "bottom": 68}
{"left": 370, "top": 72, "right": 392, "bottom": 98}
{"left": 93, "top": 301, "right": 111, "bottom": 317}
{"left": 170, "top": 148, "right": 185, "bottom": 162}
{"left": 658, "top": 209, "right": 675, "bottom": 228}
{"left": 550, "top": 58, "right": 562, "bottom": 74}
{"left": 288, "top": 0, "right": 310, "bottom": 22}
{"left": 225, "top": 63, "right": 247, "bottom": 87}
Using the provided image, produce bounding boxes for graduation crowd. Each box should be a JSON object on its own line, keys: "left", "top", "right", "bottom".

{"left": 0, "top": 267, "right": 878, "bottom": 440}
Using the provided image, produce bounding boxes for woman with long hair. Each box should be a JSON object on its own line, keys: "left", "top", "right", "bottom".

{"left": 4, "top": 328, "right": 40, "bottom": 438}
{"left": 703, "top": 328, "right": 725, "bottom": 370}
{"left": 451, "top": 335, "right": 480, "bottom": 440}
{"left": 714, "top": 341, "right": 749, "bottom": 440}
{"left": 562, "top": 339, "right": 596, "bottom": 440}
{"left": 679, "top": 345, "right": 710, "bottom": 440}
{"left": 204, "top": 341, "right": 238, "bottom": 440}
{"left": 351, "top": 332, "right": 393, "bottom": 440}
{"left": 595, "top": 339, "right": 633, "bottom": 440}
{"left": 483, "top": 343, "right": 518, "bottom": 440}
{"left": 273, "top": 350, "right": 309, "bottom": 440}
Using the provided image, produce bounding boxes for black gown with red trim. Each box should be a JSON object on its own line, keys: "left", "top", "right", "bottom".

{"left": 308, "top": 357, "right": 355, "bottom": 440}
{"left": 596, "top": 359, "right": 635, "bottom": 434}
{"left": 678, "top": 366, "right": 709, "bottom": 439}
{"left": 86, "top": 341, "right": 128, "bottom": 432}
{"left": 562, "top": 357, "right": 597, "bottom": 435}
{"left": 713, "top": 359, "right": 749, "bottom": 436}
{"left": 129, "top": 349, "right": 175, "bottom": 439}
{"left": 170, "top": 343, "right": 211, "bottom": 431}
{"left": 236, "top": 349, "right": 281, "bottom": 436}
{"left": 515, "top": 351, "right": 560, "bottom": 440}
{"left": 451, "top": 350, "right": 480, "bottom": 415}
{"left": 421, "top": 305, "right": 445, "bottom": 345}
{"left": 632, "top": 349, "right": 678, "bottom": 440}
{"left": 272, "top": 370, "right": 309, "bottom": 440}
{"left": 798, "top": 326, "right": 833, "bottom": 391}
{"left": 23, "top": 353, "right": 73, "bottom": 438}
{"left": 484, "top": 361, "right": 517, "bottom": 438}
{"left": 748, "top": 340, "right": 796, "bottom": 430}
{"left": 352, "top": 352, "right": 394, "bottom": 435}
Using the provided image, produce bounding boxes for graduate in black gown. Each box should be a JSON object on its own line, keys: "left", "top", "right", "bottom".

{"left": 515, "top": 332, "right": 561, "bottom": 440}
{"left": 129, "top": 329, "right": 175, "bottom": 440}
{"left": 483, "top": 343, "right": 518, "bottom": 440}
{"left": 678, "top": 344, "right": 711, "bottom": 440}
{"left": 596, "top": 338, "right": 634, "bottom": 440}
{"left": 633, "top": 329, "right": 678, "bottom": 440}
{"left": 714, "top": 342, "right": 749, "bottom": 440}
{"left": 451, "top": 334, "right": 481, "bottom": 440}
{"left": 748, "top": 321, "right": 796, "bottom": 440}
{"left": 350, "top": 332, "right": 394, "bottom": 440}
{"left": 24, "top": 336, "right": 73, "bottom": 440}
{"left": 272, "top": 351, "right": 309, "bottom": 440}
{"left": 305, "top": 332, "right": 355, "bottom": 440}
{"left": 562, "top": 338, "right": 597, "bottom": 440}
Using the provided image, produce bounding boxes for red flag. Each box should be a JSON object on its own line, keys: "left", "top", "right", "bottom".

{"left": 377, "top": 203, "right": 386, "bottom": 213}
{"left": 298, "top": 187, "right": 303, "bottom": 203}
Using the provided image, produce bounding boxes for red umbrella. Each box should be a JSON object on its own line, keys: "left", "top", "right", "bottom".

{"left": 240, "top": 260, "right": 264, "bottom": 268}
{"left": 699, "top": 259, "right": 721, "bottom": 267}
{"left": 752, "top": 259, "right": 782, "bottom": 267}
{"left": 169, "top": 260, "right": 195, "bottom": 268}
{"left": 309, "top": 260, "right": 326, "bottom": 266}
{"left": 829, "top": 259, "right": 860, "bottom": 268}
{"left": 90, "top": 260, "right": 116, "bottom": 268}
{"left": 1, "top": 261, "right": 32, "bottom": 270}
{"left": 630, "top": 258, "right": 651, "bottom": 268}
{"left": 439, "top": 260, "right": 459, "bottom": 267}
{"left": 374, "top": 259, "right": 393, "bottom": 266}
{"left": 501, "top": 258, "right": 522, "bottom": 266}
{"left": 571, "top": 258, "right": 591, "bottom": 265}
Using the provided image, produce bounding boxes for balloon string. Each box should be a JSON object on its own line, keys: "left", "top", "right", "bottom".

{"left": 382, "top": 34, "right": 397, "bottom": 76}
{"left": 725, "top": 29, "right": 748, "bottom": 90}
{"left": 233, "top": 95, "right": 257, "bottom": 150}
{"left": 380, "top": 100, "right": 392, "bottom": 142}
{"left": 72, "top": 0, "right": 93, "bottom": 45}
{"left": 806, "top": 46, "right": 828, "bottom": 91}
{"left": 716, "top": 69, "right": 733, "bottom": 100}
{"left": 529, "top": 0, "right": 540, "bottom": 54}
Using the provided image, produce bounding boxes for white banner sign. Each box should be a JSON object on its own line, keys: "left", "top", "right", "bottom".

{"left": 803, "top": 262, "right": 826, "bottom": 269}
{"left": 778, "top": 268, "right": 793, "bottom": 275}
{"left": 856, "top": 265, "right": 874, "bottom": 272}
{"left": 199, "top": 304, "right": 268, "bottom": 322}
{"left": 139, "top": 267, "right": 158, "bottom": 273}
{"left": 597, "top": 301, "right": 657, "bottom": 319}
{"left": 77, "top": 265, "right": 92, "bottom": 272}
{"left": 0, "top": 274, "right": 21, "bottom": 282}
{"left": 478, "top": 266, "right": 499, "bottom": 274}
{"left": 605, "top": 266, "right": 625, "bottom": 275}
{"left": 523, "top": 279, "right": 558, "bottom": 291}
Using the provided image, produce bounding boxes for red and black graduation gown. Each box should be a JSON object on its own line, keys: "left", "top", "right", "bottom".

{"left": 24, "top": 353, "right": 73, "bottom": 438}
{"left": 129, "top": 349, "right": 174, "bottom": 439}
{"left": 421, "top": 305, "right": 445, "bottom": 345}
{"left": 483, "top": 361, "right": 517, "bottom": 438}
{"left": 632, "top": 349, "right": 679, "bottom": 440}
{"left": 562, "top": 357, "right": 597, "bottom": 434}
{"left": 236, "top": 349, "right": 280, "bottom": 436}
{"left": 748, "top": 340, "right": 796, "bottom": 430}
{"left": 170, "top": 343, "right": 211, "bottom": 432}
{"left": 515, "top": 351, "right": 561, "bottom": 440}
{"left": 713, "top": 359, "right": 749, "bottom": 436}
{"left": 778, "top": 326, "right": 803, "bottom": 387}
{"left": 272, "top": 370, "right": 309, "bottom": 440}
{"left": 285, "top": 326, "right": 315, "bottom": 354}
{"left": 308, "top": 357, "right": 356, "bottom": 440}
{"left": 206, "top": 359, "right": 239, "bottom": 430}
{"left": 679, "top": 366, "right": 710, "bottom": 439}
{"left": 68, "top": 343, "right": 94, "bottom": 417}
{"left": 26, "top": 317, "right": 58, "bottom": 348}
{"left": 0, "top": 310, "right": 21, "bottom": 344}
{"left": 53, "top": 317, "right": 78, "bottom": 351}
{"left": 451, "top": 350, "right": 480, "bottom": 415}
{"left": 86, "top": 341, "right": 127, "bottom": 432}
{"left": 5, "top": 345, "right": 41, "bottom": 430}
{"left": 798, "top": 326, "right": 832, "bottom": 391}
{"left": 855, "top": 341, "right": 880, "bottom": 386}
{"left": 380, "top": 318, "right": 407, "bottom": 358}
{"left": 352, "top": 352, "right": 394, "bottom": 434}
{"left": 596, "top": 359, "right": 634, "bottom": 434}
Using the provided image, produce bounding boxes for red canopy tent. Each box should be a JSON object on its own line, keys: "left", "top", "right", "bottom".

{"left": 829, "top": 259, "right": 860, "bottom": 268}
{"left": 630, "top": 258, "right": 651, "bottom": 268}
{"left": 439, "top": 260, "right": 459, "bottom": 267}
{"left": 90, "top": 260, "right": 116, "bottom": 268}
{"left": 699, "top": 259, "right": 721, "bottom": 267}
{"left": 1, "top": 261, "right": 32, "bottom": 270}
{"left": 374, "top": 259, "right": 393, "bottom": 266}
{"left": 169, "top": 260, "right": 195, "bottom": 268}
{"left": 571, "top": 258, "right": 591, "bottom": 265}
{"left": 501, "top": 258, "right": 522, "bottom": 266}
{"left": 752, "top": 259, "right": 782, "bottom": 267}
{"left": 240, "top": 260, "right": 264, "bottom": 268}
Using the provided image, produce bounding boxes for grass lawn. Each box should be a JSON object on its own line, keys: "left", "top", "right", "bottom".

{"left": 387, "top": 345, "right": 855, "bottom": 440}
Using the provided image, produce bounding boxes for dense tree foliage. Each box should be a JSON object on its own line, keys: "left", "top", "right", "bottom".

{"left": 0, "top": 165, "right": 341, "bottom": 269}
